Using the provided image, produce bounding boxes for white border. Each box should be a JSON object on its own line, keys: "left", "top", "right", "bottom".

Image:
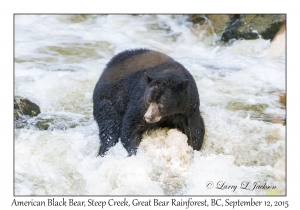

{"left": 2, "top": 0, "right": 297, "bottom": 208}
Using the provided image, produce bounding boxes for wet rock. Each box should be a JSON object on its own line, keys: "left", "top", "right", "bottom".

{"left": 261, "top": 21, "right": 285, "bottom": 41}
{"left": 14, "top": 96, "right": 41, "bottom": 121}
{"left": 220, "top": 14, "right": 286, "bottom": 42}
{"left": 188, "top": 14, "right": 286, "bottom": 42}
{"left": 14, "top": 99, "right": 21, "bottom": 121}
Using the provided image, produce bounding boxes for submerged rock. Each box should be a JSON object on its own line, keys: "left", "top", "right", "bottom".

{"left": 14, "top": 96, "right": 41, "bottom": 121}
{"left": 56, "top": 15, "right": 98, "bottom": 24}
{"left": 15, "top": 113, "right": 93, "bottom": 131}
{"left": 189, "top": 14, "right": 232, "bottom": 36}
{"left": 279, "top": 92, "right": 286, "bottom": 107}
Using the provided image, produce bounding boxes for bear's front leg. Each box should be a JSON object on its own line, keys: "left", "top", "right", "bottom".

{"left": 184, "top": 109, "right": 205, "bottom": 151}
{"left": 94, "top": 99, "right": 122, "bottom": 156}
{"left": 121, "top": 133, "right": 142, "bottom": 156}
{"left": 120, "top": 106, "right": 145, "bottom": 156}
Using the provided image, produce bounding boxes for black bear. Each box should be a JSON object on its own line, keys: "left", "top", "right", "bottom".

{"left": 93, "top": 49, "right": 205, "bottom": 156}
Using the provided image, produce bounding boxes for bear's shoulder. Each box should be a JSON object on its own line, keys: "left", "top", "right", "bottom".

{"left": 101, "top": 49, "right": 175, "bottom": 84}
{"left": 106, "top": 48, "right": 151, "bottom": 69}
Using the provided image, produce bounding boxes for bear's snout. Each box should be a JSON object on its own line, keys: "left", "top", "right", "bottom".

{"left": 144, "top": 103, "right": 161, "bottom": 123}
{"left": 144, "top": 115, "right": 162, "bottom": 123}
{"left": 144, "top": 115, "right": 154, "bottom": 123}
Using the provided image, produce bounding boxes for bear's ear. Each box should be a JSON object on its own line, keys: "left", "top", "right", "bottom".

{"left": 144, "top": 73, "right": 153, "bottom": 85}
{"left": 178, "top": 79, "right": 189, "bottom": 90}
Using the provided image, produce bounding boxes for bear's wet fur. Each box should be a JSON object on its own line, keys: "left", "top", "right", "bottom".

{"left": 93, "top": 49, "right": 205, "bottom": 156}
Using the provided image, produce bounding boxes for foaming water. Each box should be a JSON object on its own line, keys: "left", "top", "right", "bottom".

{"left": 14, "top": 15, "right": 285, "bottom": 195}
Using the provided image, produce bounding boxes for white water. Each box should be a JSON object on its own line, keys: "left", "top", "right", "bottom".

{"left": 14, "top": 15, "right": 286, "bottom": 195}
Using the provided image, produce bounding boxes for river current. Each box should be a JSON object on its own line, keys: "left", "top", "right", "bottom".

{"left": 14, "top": 15, "right": 286, "bottom": 195}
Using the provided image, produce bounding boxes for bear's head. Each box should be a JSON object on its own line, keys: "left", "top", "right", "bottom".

{"left": 143, "top": 71, "right": 189, "bottom": 123}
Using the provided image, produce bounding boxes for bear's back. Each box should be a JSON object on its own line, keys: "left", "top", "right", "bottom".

{"left": 100, "top": 49, "right": 174, "bottom": 84}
